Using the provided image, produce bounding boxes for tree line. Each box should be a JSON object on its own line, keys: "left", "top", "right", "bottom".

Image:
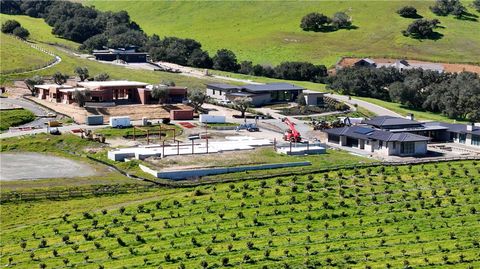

{"left": 327, "top": 67, "right": 480, "bottom": 121}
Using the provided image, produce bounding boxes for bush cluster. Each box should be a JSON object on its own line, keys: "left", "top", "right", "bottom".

{"left": 1, "top": 19, "right": 29, "bottom": 39}
{"left": 300, "top": 12, "right": 352, "bottom": 32}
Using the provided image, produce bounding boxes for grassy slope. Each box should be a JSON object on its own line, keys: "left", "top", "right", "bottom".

{"left": 0, "top": 108, "right": 35, "bottom": 130}
{"left": 87, "top": 0, "right": 480, "bottom": 66}
{"left": 1, "top": 161, "right": 479, "bottom": 268}
{"left": 356, "top": 96, "right": 468, "bottom": 123}
{"left": 0, "top": 15, "right": 224, "bottom": 88}
{"left": 0, "top": 33, "right": 55, "bottom": 73}
{"left": 0, "top": 15, "right": 80, "bottom": 50}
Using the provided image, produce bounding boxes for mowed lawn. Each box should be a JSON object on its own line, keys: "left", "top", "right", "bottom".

{"left": 86, "top": 0, "right": 480, "bottom": 66}
{"left": 0, "top": 33, "right": 55, "bottom": 74}
{"left": 0, "top": 161, "right": 479, "bottom": 268}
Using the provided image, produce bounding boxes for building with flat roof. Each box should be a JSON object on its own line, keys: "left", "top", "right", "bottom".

{"left": 34, "top": 81, "right": 187, "bottom": 106}
{"left": 206, "top": 82, "right": 324, "bottom": 106}
{"left": 93, "top": 47, "right": 148, "bottom": 63}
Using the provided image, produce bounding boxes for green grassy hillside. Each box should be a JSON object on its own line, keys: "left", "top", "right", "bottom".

{"left": 86, "top": 0, "right": 480, "bottom": 66}
{"left": 0, "top": 15, "right": 79, "bottom": 50}
{"left": 0, "top": 33, "right": 55, "bottom": 74}
{"left": 0, "top": 15, "right": 222, "bottom": 88}
{"left": 1, "top": 161, "right": 479, "bottom": 268}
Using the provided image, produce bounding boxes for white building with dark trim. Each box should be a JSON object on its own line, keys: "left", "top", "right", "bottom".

{"left": 324, "top": 115, "right": 480, "bottom": 157}
{"left": 325, "top": 125, "right": 430, "bottom": 157}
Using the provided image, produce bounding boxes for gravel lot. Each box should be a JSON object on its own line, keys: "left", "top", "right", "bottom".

{"left": 0, "top": 153, "right": 97, "bottom": 180}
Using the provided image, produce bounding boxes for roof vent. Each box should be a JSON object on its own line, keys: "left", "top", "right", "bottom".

{"left": 467, "top": 123, "right": 474, "bottom": 131}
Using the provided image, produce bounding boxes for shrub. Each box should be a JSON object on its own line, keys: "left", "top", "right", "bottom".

{"left": 403, "top": 19, "right": 441, "bottom": 39}
{"left": 1, "top": 19, "right": 21, "bottom": 33}
{"left": 13, "top": 26, "right": 29, "bottom": 39}
{"left": 397, "top": 6, "right": 419, "bottom": 18}
{"left": 300, "top": 12, "right": 331, "bottom": 31}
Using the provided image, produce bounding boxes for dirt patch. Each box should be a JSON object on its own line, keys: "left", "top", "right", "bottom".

{"left": 336, "top": 57, "right": 480, "bottom": 74}
{"left": 0, "top": 152, "right": 98, "bottom": 180}
{"left": 145, "top": 147, "right": 271, "bottom": 171}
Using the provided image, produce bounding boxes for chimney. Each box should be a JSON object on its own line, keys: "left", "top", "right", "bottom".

{"left": 467, "top": 123, "right": 474, "bottom": 132}
{"left": 406, "top": 113, "right": 414, "bottom": 121}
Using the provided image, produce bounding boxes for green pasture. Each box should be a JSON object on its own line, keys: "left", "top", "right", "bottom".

{"left": 0, "top": 33, "right": 55, "bottom": 74}
{"left": 355, "top": 97, "right": 469, "bottom": 123}
{"left": 87, "top": 0, "right": 480, "bottom": 66}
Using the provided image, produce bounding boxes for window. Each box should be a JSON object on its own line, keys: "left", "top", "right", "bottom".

{"left": 472, "top": 135, "right": 480, "bottom": 146}
{"left": 401, "top": 142, "right": 415, "bottom": 154}
{"left": 392, "top": 142, "right": 396, "bottom": 150}
{"left": 459, "top": 133, "right": 466, "bottom": 144}
{"left": 379, "top": 141, "right": 383, "bottom": 148}
{"left": 212, "top": 89, "right": 216, "bottom": 95}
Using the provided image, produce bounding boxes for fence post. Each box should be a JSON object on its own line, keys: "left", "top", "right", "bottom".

{"left": 177, "top": 140, "right": 180, "bottom": 155}
{"left": 289, "top": 141, "right": 292, "bottom": 154}
{"left": 162, "top": 141, "right": 165, "bottom": 157}
{"left": 192, "top": 140, "right": 194, "bottom": 155}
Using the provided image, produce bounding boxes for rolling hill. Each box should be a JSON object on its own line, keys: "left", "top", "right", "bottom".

{"left": 85, "top": 0, "right": 480, "bottom": 66}
{"left": 0, "top": 15, "right": 220, "bottom": 88}
{"left": 0, "top": 33, "right": 55, "bottom": 74}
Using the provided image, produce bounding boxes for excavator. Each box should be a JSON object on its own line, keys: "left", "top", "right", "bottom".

{"left": 282, "top": 118, "right": 302, "bottom": 142}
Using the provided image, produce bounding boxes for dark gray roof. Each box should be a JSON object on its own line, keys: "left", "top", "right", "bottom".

{"left": 425, "top": 122, "right": 480, "bottom": 135}
{"left": 206, "top": 83, "right": 240, "bottom": 91}
{"left": 325, "top": 125, "right": 430, "bottom": 142}
{"left": 242, "top": 83, "right": 304, "bottom": 93}
{"left": 364, "top": 116, "right": 422, "bottom": 128}
{"left": 356, "top": 58, "right": 376, "bottom": 65}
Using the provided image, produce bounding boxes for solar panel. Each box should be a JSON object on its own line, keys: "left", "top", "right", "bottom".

{"left": 353, "top": 127, "right": 373, "bottom": 135}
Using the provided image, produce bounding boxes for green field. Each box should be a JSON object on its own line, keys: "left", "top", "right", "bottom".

{"left": 355, "top": 97, "right": 468, "bottom": 123}
{"left": 86, "top": 0, "right": 480, "bottom": 66}
{"left": 1, "top": 160, "right": 479, "bottom": 268}
{"left": 0, "top": 33, "right": 55, "bottom": 74}
{"left": 0, "top": 108, "right": 35, "bottom": 131}
{"left": 0, "top": 15, "right": 81, "bottom": 50}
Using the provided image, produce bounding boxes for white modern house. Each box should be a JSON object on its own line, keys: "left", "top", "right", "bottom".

{"left": 325, "top": 125, "right": 430, "bottom": 157}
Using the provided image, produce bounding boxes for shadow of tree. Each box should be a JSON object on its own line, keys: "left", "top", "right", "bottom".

{"left": 310, "top": 24, "right": 359, "bottom": 33}
{"left": 410, "top": 31, "right": 444, "bottom": 41}
{"left": 455, "top": 11, "right": 478, "bottom": 21}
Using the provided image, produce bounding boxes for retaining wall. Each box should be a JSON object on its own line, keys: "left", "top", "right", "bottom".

{"left": 140, "top": 161, "right": 312, "bottom": 180}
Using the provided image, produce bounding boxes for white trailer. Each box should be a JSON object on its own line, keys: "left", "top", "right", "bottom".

{"left": 199, "top": 114, "right": 226, "bottom": 123}
{"left": 109, "top": 116, "right": 131, "bottom": 128}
